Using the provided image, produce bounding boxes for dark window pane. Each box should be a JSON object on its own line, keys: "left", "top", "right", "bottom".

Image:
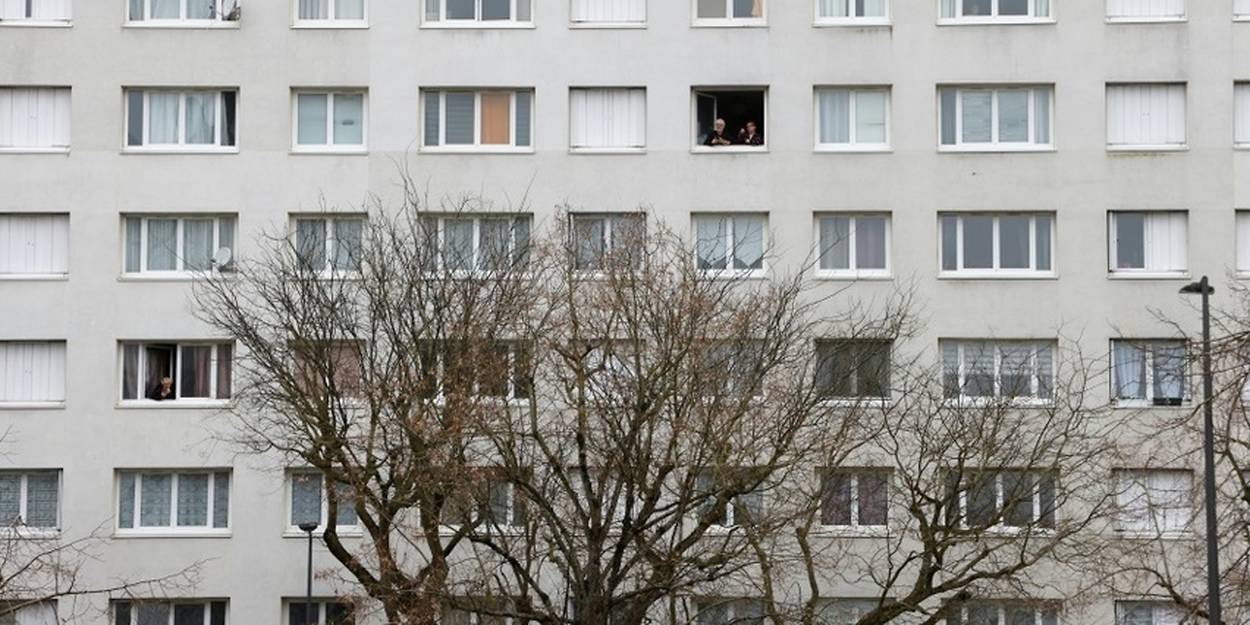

{"left": 1001, "top": 470, "right": 1034, "bottom": 527}
{"left": 1115, "top": 214, "right": 1145, "bottom": 269}
{"left": 962, "top": 0, "right": 991, "bottom": 15}
{"left": 999, "top": 0, "right": 1029, "bottom": 15}
{"left": 966, "top": 474, "right": 997, "bottom": 526}
{"left": 858, "top": 472, "right": 889, "bottom": 525}
{"left": 174, "top": 604, "right": 205, "bottom": 625}
{"left": 999, "top": 216, "right": 1031, "bottom": 269}
{"left": 962, "top": 216, "right": 994, "bottom": 269}
{"left": 820, "top": 472, "right": 852, "bottom": 525}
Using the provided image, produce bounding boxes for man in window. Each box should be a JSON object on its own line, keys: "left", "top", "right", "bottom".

{"left": 705, "top": 118, "right": 733, "bottom": 146}
{"left": 737, "top": 120, "right": 763, "bottom": 146}
{"left": 147, "top": 376, "right": 175, "bottom": 401}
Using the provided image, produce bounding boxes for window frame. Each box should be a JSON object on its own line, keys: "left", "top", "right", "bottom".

{"left": 113, "top": 600, "right": 228, "bottom": 625}
{"left": 951, "top": 469, "right": 1057, "bottom": 531}
{"left": 0, "top": 0, "right": 71, "bottom": 25}
{"left": 1106, "top": 211, "right": 1188, "bottom": 278}
{"left": 0, "top": 470, "right": 62, "bottom": 535}
{"left": 568, "top": 87, "right": 648, "bottom": 153}
{"left": 292, "top": 0, "right": 368, "bottom": 27}
{"left": 570, "top": 213, "right": 646, "bottom": 273}
{"left": 121, "top": 215, "right": 237, "bottom": 278}
{"left": 0, "top": 87, "right": 71, "bottom": 153}
{"left": 814, "top": 0, "right": 890, "bottom": 25}
{"left": 938, "top": 0, "right": 1053, "bottom": 24}
{"left": 1112, "top": 470, "right": 1194, "bottom": 537}
{"left": 692, "top": 213, "right": 768, "bottom": 278}
{"left": 941, "top": 339, "right": 1055, "bottom": 404}
{"left": 1105, "top": 83, "right": 1188, "bottom": 151}
{"left": 0, "top": 213, "right": 70, "bottom": 280}
{"left": 123, "top": 88, "right": 238, "bottom": 153}
{"left": 814, "top": 339, "right": 893, "bottom": 401}
{"left": 814, "top": 213, "right": 891, "bottom": 279}
{"left": 694, "top": 471, "right": 764, "bottom": 530}
{"left": 569, "top": 0, "right": 646, "bottom": 27}
{"left": 938, "top": 85, "right": 1055, "bottom": 152}
{"left": 423, "top": 0, "right": 534, "bottom": 28}
{"left": 1105, "top": 0, "right": 1185, "bottom": 23}
{"left": 1109, "top": 339, "right": 1189, "bottom": 407}
{"left": 692, "top": 0, "right": 766, "bottom": 26}
{"left": 945, "top": 601, "right": 1061, "bottom": 625}
{"left": 690, "top": 87, "right": 769, "bottom": 153}
{"left": 125, "top": 0, "right": 240, "bottom": 27}
{"left": 416, "top": 340, "right": 533, "bottom": 402}
{"left": 1235, "top": 83, "right": 1250, "bottom": 147}
{"left": 115, "top": 470, "right": 231, "bottom": 536}
{"left": 817, "top": 468, "right": 891, "bottom": 532}
{"left": 290, "top": 215, "right": 366, "bottom": 277}
{"left": 290, "top": 90, "right": 368, "bottom": 153}
{"left": 283, "top": 599, "right": 354, "bottom": 625}
{"left": 118, "top": 341, "right": 233, "bottom": 405}
{"left": 938, "top": 213, "right": 1056, "bottom": 278}
{"left": 813, "top": 87, "right": 892, "bottom": 152}
{"left": 421, "top": 89, "right": 536, "bottom": 153}
{"left": 286, "top": 470, "right": 362, "bottom": 537}
{"left": 420, "top": 214, "right": 532, "bottom": 276}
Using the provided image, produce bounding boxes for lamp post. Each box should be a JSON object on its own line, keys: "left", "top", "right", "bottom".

{"left": 298, "top": 521, "right": 319, "bottom": 625}
{"left": 1180, "top": 275, "right": 1220, "bottom": 625}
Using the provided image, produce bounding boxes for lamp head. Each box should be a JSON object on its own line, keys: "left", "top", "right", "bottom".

{"left": 1179, "top": 281, "right": 1215, "bottom": 295}
{"left": 298, "top": 521, "right": 319, "bottom": 533}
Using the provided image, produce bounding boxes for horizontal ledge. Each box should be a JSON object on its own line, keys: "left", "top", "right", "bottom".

{"left": 937, "top": 273, "right": 1058, "bottom": 280}
{"left": 121, "top": 148, "right": 238, "bottom": 155}
{"left": 0, "top": 274, "right": 68, "bottom": 281}
{"left": 0, "top": 20, "right": 72, "bottom": 27}
{"left": 815, "top": 146, "right": 892, "bottom": 153}
{"left": 290, "top": 22, "right": 369, "bottom": 29}
{"left": 1106, "top": 272, "right": 1191, "bottom": 280}
{"left": 123, "top": 21, "right": 240, "bottom": 28}
{"left": 568, "top": 21, "right": 646, "bottom": 29}
{"left": 420, "top": 22, "right": 534, "bottom": 29}
{"left": 813, "top": 19, "right": 892, "bottom": 27}
{"left": 569, "top": 147, "right": 647, "bottom": 155}
{"left": 936, "top": 18, "right": 1056, "bottom": 25}
{"left": 1106, "top": 145, "right": 1189, "bottom": 152}
{"left": 0, "top": 403, "right": 65, "bottom": 410}
{"left": 939, "top": 145, "right": 1055, "bottom": 153}
{"left": 115, "top": 401, "right": 231, "bottom": 409}
{"left": 0, "top": 147, "right": 69, "bottom": 154}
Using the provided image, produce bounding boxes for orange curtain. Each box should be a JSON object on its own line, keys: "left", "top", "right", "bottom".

{"left": 480, "top": 92, "right": 512, "bottom": 145}
{"left": 753, "top": 0, "right": 763, "bottom": 17}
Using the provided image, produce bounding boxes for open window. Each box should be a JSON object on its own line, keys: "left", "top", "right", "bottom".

{"left": 120, "top": 342, "right": 233, "bottom": 403}
{"left": 694, "top": 0, "right": 765, "bottom": 25}
{"left": 693, "top": 88, "right": 767, "bottom": 151}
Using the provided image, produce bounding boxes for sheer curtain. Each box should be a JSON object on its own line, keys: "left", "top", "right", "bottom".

{"left": 332, "top": 93, "right": 364, "bottom": 145}
{"left": 0, "top": 475, "right": 21, "bottom": 525}
{"left": 855, "top": 217, "right": 887, "bottom": 270}
{"left": 299, "top": 0, "right": 328, "bottom": 19}
{"left": 176, "top": 474, "right": 209, "bottom": 526}
{"left": 291, "top": 474, "right": 323, "bottom": 525}
{"left": 854, "top": 90, "right": 887, "bottom": 143}
{"left": 184, "top": 92, "right": 216, "bottom": 145}
{"left": 146, "top": 219, "right": 178, "bottom": 270}
{"left": 297, "top": 94, "right": 328, "bottom": 145}
{"left": 212, "top": 472, "right": 230, "bottom": 527}
{"left": 1152, "top": 343, "right": 1185, "bottom": 401}
{"left": 696, "top": 217, "right": 727, "bottom": 270}
{"left": 818, "top": 0, "right": 847, "bottom": 17}
{"left": 819, "top": 217, "right": 850, "bottom": 270}
{"left": 24, "top": 473, "right": 58, "bottom": 528}
{"left": 139, "top": 474, "right": 172, "bottom": 527}
{"left": 1113, "top": 342, "right": 1145, "bottom": 400}
{"left": 15, "top": 602, "right": 57, "bottom": 625}
{"left": 296, "top": 219, "right": 328, "bottom": 271}
{"left": 335, "top": 0, "right": 364, "bottom": 19}
{"left": 961, "top": 91, "right": 993, "bottom": 143}
{"left": 732, "top": 216, "right": 764, "bottom": 270}
{"left": 179, "top": 345, "right": 212, "bottom": 398}
{"left": 574, "top": 217, "right": 605, "bottom": 270}
{"left": 148, "top": 93, "right": 180, "bottom": 144}
{"left": 332, "top": 219, "right": 363, "bottom": 271}
{"left": 182, "top": 219, "right": 213, "bottom": 271}
{"left": 150, "top": 0, "right": 180, "bottom": 18}
{"left": 818, "top": 89, "right": 850, "bottom": 144}
{"left": 118, "top": 474, "right": 136, "bottom": 528}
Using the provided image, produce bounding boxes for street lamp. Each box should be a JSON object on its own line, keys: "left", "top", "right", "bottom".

{"left": 1180, "top": 275, "right": 1220, "bottom": 625}
{"left": 298, "top": 521, "right": 319, "bottom": 625}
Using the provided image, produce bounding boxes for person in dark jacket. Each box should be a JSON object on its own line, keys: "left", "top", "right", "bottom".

{"left": 704, "top": 118, "right": 733, "bottom": 146}
{"left": 148, "top": 376, "right": 176, "bottom": 401}
{"left": 738, "top": 120, "right": 763, "bottom": 146}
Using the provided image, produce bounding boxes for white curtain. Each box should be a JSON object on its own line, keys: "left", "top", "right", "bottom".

{"left": 332, "top": 93, "right": 364, "bottom": 145}
{"left": 1107, "top": 0, "right": 1184, "bottom": 18}
{"left": 570, "top": 88, "right": 645, "bottom": 149}
{"left": 997, "top": 90, "right": 1030, "bottom": 142}
{"left": 1106, "top": 84, "right": 1186, "bottom": 146}
{"left": 854, "top": 216, "right": 887, "bottom": 270}
{"left": 695, "top": 216, "right": 727, "bottom": 270}
{"left": 184, "top": 92, "right": 215, "bottom": 145}
{"left": 148, "top": 92, "right": 180, "bottom": 144}
{"left": 139, "top": 474, "right": 172, "bottom": 527}
{"left": 0, "top": 88, "right": 70, "bottom": 149}
{"left": 731, "top": 216, "right": 764, "bottom": 270}
{"left": 443, "top": 219, "right": 474, "bottom": 271}
{"left": 146, "top": 219, "right": 178, "bottom": 271}
{"left": 1143, "top": 211, "right": 1187, "bottom": 272}
{"left": 1151, "top": 342, "right": 1185, "bottom": 401}
{"left": 1236, "top": 83, "right": 1250, "bottom": 145}
{"left": 24, "top": 472, "right": 58, "bottom": 528}
{"left": 961, "top": 91, "right": 993, "bottom": 143}
{"left": 819, "top": 216, "right": 850, "bottom": 270}
{"left": 296, "top": 94, "right": 328, "bottom": 145}
{"left": 176, "top": 474, "right": 209, "bottom": 526}
{"left": 572, "top": 0, "right": 644, "bottom": 22}
{"left": 182, "top": 219, "right": 214, "bottom": 271}
{"left": 335, "top": 0, "right": 364, "bottom": 19}
{"left": 299, "top": 0, "right": 328, "bottom": 19}
{"left": 0, "top": 214, "right": 68, "bottom": 275}
{"left": 0, "top": 475, "right": 20, "bottom": 525}
{"left": 26, "top": 0, "right": 71, "bottom": 19}
{"left": 817, "top": 89, "right": 850, "bottom": 144}
{"left": 0, "top": 341, "right": 65, "bottom": 403}
{"left": 1033, "top": 87, "right": 1051, "bottom": 143}
{"left": 862, "top": 0, "right": 886, "bottom": 15}
{"left": 854, "top": 90, "right": 887, "bottom": 143}
{"left": 818, "top": 0, "right": 847, "bottom": 17}
{"left": 14, "top": 603, "right": 57, "bottom": 625}
{"left": 1148, "top": 471, "right": 1192, "bottom": 532}
{"left": 150, "top": 0, "right": 180, "bottom": 18}
{"left": 1112, "top": 341, "right": 1144, "bottom": 400}
{"left": 1238, "top": 0, "right": 1250, "bottom": 16}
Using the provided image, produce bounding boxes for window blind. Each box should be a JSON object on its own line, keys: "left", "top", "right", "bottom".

{"left": 570, "top": 88, "right": 645, "bottom": 149}
{"left": 0, "top": 341, "right": 66, "bottom": 403}
{"left": 0, "top": 214, "right": 68, "bottom": 276}
{"left": 571, "top": 0, "right": 645, "bottom": 22}
{"left": 1107, "top": 0, "right": 1184, "bottom": 18}
{"left": 0, "top": 88, "right": 70, "bottom": 149}
{"left": 1106, "top": 84, "right": 1186, "bottom": 146}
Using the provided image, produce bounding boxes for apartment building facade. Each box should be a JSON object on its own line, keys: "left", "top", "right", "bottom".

{"left": 3, "top": 0, "right": 1250, "bottom": 622}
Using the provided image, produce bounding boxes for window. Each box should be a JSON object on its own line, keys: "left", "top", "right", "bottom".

{"left": 416, "top": 341, "right": 533, "bottom": 400}
{"left": 819, "top": 469, "right": 888, "bottom": 528}
{"left": 424, "top": 0, "right": 531, "bottom": 25}
{"left": 422, "top": 89, "right": 533, "bottom": 151}
{"left": 695, "top": 471, "right": 763, "bottom": 528}
{"left": 947, "top": 470, "right": 1057, "bottom": 529}
{"left": 443, "top": 475, "right": 526, "bottom": 529}
{"left": 694, "top": 88, "right": 766, "bottom": 149}
{"left": 1236, "top": 83, "right": 1250, "bottom": 146}
{"left": 1238, "top": 0, "right": 1250, "bottom": 19}
{"left": 694, "top": 0, "right": 764, "bottom": 25}
{"left": 128, "top": 0, "right": 239, "bottom": 22}
{"left": 295, "top": 0, "right": 365, "bottom": 24}
{"left": 571, "top": 0, "right": 644, "bottom": 24}
{"left": 939, "top": 86, "right": 1053, "bottom": 150}
{"left": 114, "top": 601, "right": 228, "bottom": 625}
{"left": 569, "top": 88, "right": 646, "bottom": 151}
{"left": 1106, "top": 84, "right": 1186, "bottom": 149}
{"left": 124, "top": 89, "right": 237, "bottom": 151}
{"left": 0, "top": 0, "right": 69, "bottom": 23}
{"left": 119, "top": 342, "right": 233, "bottom": 403}
{"left": 0, "top": 214, "right": 68, "bottom": 278}
{"left": 0, "top": 471, "right": 60, "bottom": 530}
{"left": 939, "top": 0, "right": 1051, "bottom": 21}
{"left": 123, "top": 215, "right": 236, "bottom": 276}
{"left": 441, "top": 599, "right": 520, "bottom": 625}
{"left": 116, "top": 471, "right": 230, "bottom": 533}
{"left": 816, "top": 0, "right": 887, "bottom": 23}
{"left": 940, "top": 340, "right": 1054, "bottom": 401}
{"left": 694, "top": 599, "right": 765, "bottom": 625}
{"left": 1113, "top": 470, "right": 1192, "bottom": 534}
{"left": 1106, "top": 0, "right": 1184, "bottom": 21}
{"left": 1115, "top": 602, "right": 1187, "bottom": 625}
{"left": 1110, "top": 340, "right": 1186, "bottom": 406}
{"left": 1237, "top": 212, "right": 1250, "bottom": 273}
{"left": 0, "top": 602, "right": 56, "bottom": 625}
{"left": 286, "top": 601, "right": 353, "bottom": 625}
{"left": 420, "top": 214, "right": 531, "bottom": 273}
{"left": 946, "top": 602, "right": 1059, "bottom": 625}
{"left": 1107, "top": 211, "right": 1187, "bottom": 275}
{"left": 815, "top": 88, "right": 889, "bottom": 150}
{"left": 0, "top": 341, "right": 65, "bottom": 406}
{"left": 939, "top": 213, "right": 1054, "bottom": 277}
{"left": 694, "top": 214, "right": 766, "bottom": 275}
{"left": 293, "top": 91, "right": 366, "bottom": 151}
{"left": 571, "top": 213, "right": 645, "bottom": 271}
{"left": 0, "top": 88, "right": 70, "bottom": 151}
{"left": 815, "top": 340, "right": 890, "bottom": 399}
{"left": 816, "top": 600, "right": 883, "bottom": 625}
{"left": 289, "top": 471, "right": 359, "bottom": 531}
{"left": 816, "top": 214, "right": 889, "bottom": 277}
{"left": 293, "top": 216, "right": 364, "bottom": 274}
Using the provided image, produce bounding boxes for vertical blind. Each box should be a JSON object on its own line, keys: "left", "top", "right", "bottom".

{"left": 0, "top": 214, "right": 68, "bottom": 275}
{"left": 0, "top": 341, "right": 66, "bottom": 403}
{"left": 0, "top": 88, "right": 70, "bottom": 149}
{"left": 1107, "top": 0, "right": 1184, "bottom": 18}
{"left": 1106, "top": 84, "right": 1186, "bottom": 146}
{"left": 1236, "top": 84, "right": 1250, "bottom": 144}
{"left": 570, "top": 88, "right": 645, "bottom": 149}
{"left": 571, "top": 0, "right": 645, "bottom": 22}
{"left": 1113, "top": 212, "right": 1187, "bottom": 272}
{"left": 0, "top": 0, "right": 71, "bottom": 19}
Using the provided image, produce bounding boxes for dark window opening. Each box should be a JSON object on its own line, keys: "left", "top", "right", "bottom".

{"left": 694, "top": 89, "right": 766, "bottom": 148}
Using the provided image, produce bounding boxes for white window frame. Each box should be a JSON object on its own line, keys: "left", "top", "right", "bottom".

{"left": 1109, "top": 339, "right": 1189, "bottom": 407}
{"left": 0, "top": 0, "right": 71, "bottom": 25}
{"left": 814, "top": 213, "right": 892, "bottom": 279}
{"left": 814, "top": 0, "right": 890, "bottom": 25}
{"left": 118, "top": 342, "right": 232, "bottom": 405}
{"left": 1235, "top": 83, "right": 1250, "bottom": 147}
{"left": 0, "top": 87, "right": 71, "bottom": 152}
{"left": 818, "top": 469, "right": 890, "bottom": 530}
{"left": 814, "top": 87, "right": 891, "bottom": 151}
{"left": 569, "top": 0, "right": 646, "bottom": 27}
{"left": 690, "top": 87, "right": 769, "bottom": 153}
{"left": 939, "top": 86, "right": 1054, "bottom": 152}
{"left": 420, "top": 214, "right": 531, "bottom": 276}
{"left": 1112, "top": 471, "right": 1193, "bottom": 536}
{"left": 282, "top": 599, "right": 353, "bottom": 625}
{"left": 114, "top": 600, "right": 227, "bottom": 625}
{"left": 0, "top": 341, "right": 67, "bottom": 408}
{"left": 938, "top": 0, "right": 1053, "bottom": 24}
{"left": 1106, "top": 0, "right": 1185, "bottom": 23}
{"left": 938, "top": 213, "right": 1055, "bottom": 278}
{"left": 423, "top": 0, "right": 533, "bottom": 27}
{"left": 0, "top": 213, "right": 70, "bottom": 279}
{"left": 290, "top": 90, "right": 367, "bottom": 153}
{"left": 941, "top": 340, "right": 1055, "bottom": 404}
{"left": 115, "top": 471, "right": 231, "bottom": 536}
{"left": 418, "top": 341, "right": 532, "bottom": 402}
{"left": 121, "top": 215, "right": 236, "bottom": 277}
{"left": 946, "top": 601, "right": 1061, "bottom": 625}
{"left": 290, "top": 215, "right": 366, "bottom": 277}
{"left": 570, "top": 213, "right": 645, "bottom": 272}
{"left": 1105, "top": 83, "right": 1188, "bottom": 151}
{"left": 692, "top": 0, "right": 766, "bottom": 26}
{"left": 1236, "top": 211, "right": 1250, "bottom": 274}
{"left": 0, "top": 471, "right": 61, "bottom": 535}
{"left": 695, "top": 472, "right": 763, "bottom": 529}
{"left": 568, "top": 87, "right": 647, "bottom": 153}
{"left": 421, "top": 89, "right": 535, "bottom": 153}
{"left": 292, "top": 0, "right": 367, "bottom": 27}
{"left": 1106, "top": 211, "right": 1188, "bottom": 277}
{"left": 125, "top": 0, "right": 240, "bottom": 26}
{"left": 286, "top": 470, "right": 361, "bottom": 536}
{"left": 954, "top": 470, "right": 1056, "bottom": 531}
{"left": 692, "top": 213, "right": 768, "bottom": 278}
{"left": 123, "top": 89, "right": 237, "bottom": 153}
{"left": 1237, "top": 0, "right": 1250, "bottom": 20}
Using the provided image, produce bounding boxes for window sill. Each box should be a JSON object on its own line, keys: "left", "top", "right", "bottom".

{"left": 819, "top": 397, "right": 890, "bottom": 408}
{"left": 1236, "top": 15, "right": 1250, "bottom": 21}
{"left": 697, "top": 269, "right": 767, "bottom": 280}
{"left": 118, "top": 273, "right": 232, "bottom": 282}
{"left": 942, "top": 398, "right": 1053, "bottom": 408}
{"left": 815, "top": 145, "right": 892, "bottom": 153}
{"left": 1105, "top": 16, "right": 1187, "bottom": 24}
{"left": 123, "top": 20, "right": 240, "bottom": 28}
{"left": 1112, "top": 401, "right": 1189, "bottom": 410}
{"left": 569, "top": 147, "right": 646, "bottom": 155}
{"left": 1106, "top": 144, "right": 1188, "bottom": 153}
{"left": 0, "top": 402, "right": 65, "bottom": 410}
{"left": 116, "top": 400, "right": 231, "bottom": 409}
{"left": 938, "top": 272, "right": 1057, "bottom": 280}
{"left": 690, "top": 146, "right": 768, "bottom": 154}
{"left": 814, "top": 18, "right": 891, "bottom": 27}
{"left": 0, "top": 274, "right": 68, "bottom": 281}
{"left": 1107, "top": 271, "right": 1190, "bottom": 280}
{"left": 291, "top": 21, "right": 369, "bottom": 29}
{"left": 420, "top": 21, "right": 534, "bottom": 29}
{"left": 0, "top": 20, "right": 72, "bottom": 27}
{"left": 121, "top": 147, "right": 238, "bottom": 155}
{"left": 0, "top": 528, "right": 60, "bottom": 539}
{"left": 282, "top": 528, "right": 363, "bottom": 538}
{"left": 290, "top": 147, "right": 368, "bottom": 155}
{"left": 420, "top": 146, "right": 535, "bottom": 155}
{"left": 1114, "top": 530, "right": 1193, "bottom": 540}
{"left": 938, "top": 145, "right": 1055, "bottom": 153}
{"left": 811, "top": 525, "right": 890, "bottom": 538}
{"left": 691, "top": 19, "right": 767, "bottom": 28}
{"left": 0, "top": 147, "right": 69, "bottom": 154}
{"left": 569, "top": 21, "right": 646, "bottom": 29}
{"left": 114, "top": 529, "right": 231, "bottom": 539}
{"left": 813, "top": 271, "right": 892, "bottom": 281}
{"left": 936, "top": 17, "right": 1055, "bottom": 26}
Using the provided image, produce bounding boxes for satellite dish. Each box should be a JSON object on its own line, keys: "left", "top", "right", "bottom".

{"left": 212, "top": 247, "right": 233, "bottom": 267}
